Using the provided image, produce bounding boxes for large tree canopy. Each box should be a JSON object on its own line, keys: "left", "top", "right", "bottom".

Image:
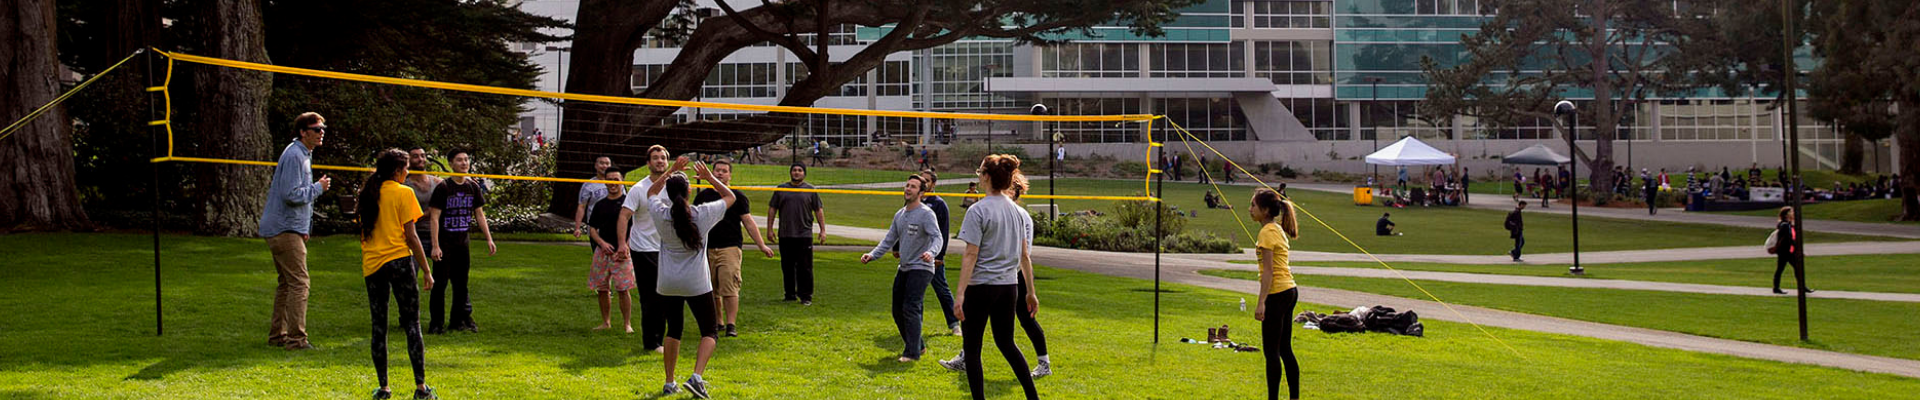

{"left": 549, "top": 0, "right": 1200, "bottom": 215}
{"left": 1420, "top": 0, "right": 1712, "bottom": 193}
{"left": 1803, "top": 0, "right": 1920, "bottom": 220}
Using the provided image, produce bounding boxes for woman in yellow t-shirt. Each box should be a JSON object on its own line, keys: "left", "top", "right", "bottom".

{"left": 356, "top": 148, "right": 438, "bottom": 400}
{"left": 1250, "top": 188, "right": 1299, "bottom": 400}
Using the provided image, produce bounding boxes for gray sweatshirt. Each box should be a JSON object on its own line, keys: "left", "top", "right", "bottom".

{"left": 867, "top": 204, "right": 946, "bottom": 272}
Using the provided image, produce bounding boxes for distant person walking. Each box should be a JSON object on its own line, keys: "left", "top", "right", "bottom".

{"left": 1771, "top": 207, "right": 1815, "bottom": 294}
{"left": 259, "top": 112, "right": 332, "bottom": 351}
{"left": 1506, "top": 201, "right": 1527, "bottom": 262}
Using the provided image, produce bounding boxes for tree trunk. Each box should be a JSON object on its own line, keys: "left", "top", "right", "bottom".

{"left": 1585, "top": 2, "right": 1617, "bottom": 199}
{"left": 547, "top": 0, "right": 680, "bottom": 216}
{"left": 0, "top": 0, "right": 93, "bottom": 231}
{"left": 1839, "top": 132, "right": 1866, "bottom": 175}
{"left": 184, "top": 0, "right": 272, "bottom": 236}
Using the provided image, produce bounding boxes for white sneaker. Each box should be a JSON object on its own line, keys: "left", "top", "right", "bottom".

{"left": 1030, "top": 361, "right": 1052, "bottom": 379}
{"left": 950, "top": 323, "right": 963, "bottom": 337}
{"left": 660, "top": 382, "right": 680, "bottom": 395}
{"left": 938, "top": 354, "right": 966, "bottom": 372}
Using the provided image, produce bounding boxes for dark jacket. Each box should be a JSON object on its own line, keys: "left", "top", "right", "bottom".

{"left": 1777, "top": 221, "right": 1802, "bottom": 258}
{"left": 1505, "top": 210, "right": 1524, "bottom": 238}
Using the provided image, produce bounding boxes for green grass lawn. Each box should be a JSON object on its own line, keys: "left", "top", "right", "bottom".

{"left": 1713, "top": 198, "right": 1916, "bottom": 224}
{"left": 1201, "top": 271, "right": 1920, "bottom": 361}
{"left": 5, "top": 233, "right": 1919, "bottom": 398}
{"left": 1232, "top": 253, "right": 1920, "bottom": 294}
{"left": 805, "top": 178, "right": 1894, "bottom": 254}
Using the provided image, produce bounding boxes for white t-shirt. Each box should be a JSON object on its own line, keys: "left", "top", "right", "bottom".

{"left": 621, "top": 177, "right": 666, "bottom": 252}
{"left": 648, "top": 197, "right": 728, "bottom": 296}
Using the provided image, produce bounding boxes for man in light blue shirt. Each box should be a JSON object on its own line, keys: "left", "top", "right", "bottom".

{"left": 859, "top": 175, "right": 944, "bottom": 362}
{"left": 259, "top": 112, "right": 331, "bottom": 350}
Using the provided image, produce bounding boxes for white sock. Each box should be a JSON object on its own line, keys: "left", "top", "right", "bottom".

{"left": 1038, "top": 355, "right": 1050, "bottom": 364}
{"left": 691, "top": 373, "right": 704, "bottom": 382}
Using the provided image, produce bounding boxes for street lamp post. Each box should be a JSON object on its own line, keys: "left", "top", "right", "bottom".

{"left": 544, "top": 46, "right": 571, "bottom": 142}
{"left": 1366, "top": 77, "right": 1384, "bottom": 183}
{"left": 1555, "top": 100, "right": 1584, "bottom": 275}
{"left": 1034, "top": 103, "right": 1053, "bottom": 220}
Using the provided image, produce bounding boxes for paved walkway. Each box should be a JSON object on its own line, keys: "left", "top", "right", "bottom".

{"left": 1288, "top": 182, "right": 1920, "bottom": 239}
{"left": 766, "top": 216, "right": 1920, "bottom": 378}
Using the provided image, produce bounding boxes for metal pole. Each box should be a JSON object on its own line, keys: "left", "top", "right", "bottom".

{"left": 1783, "top": 0, "right": 1809, "bottom": 342}
{"left": 145, "top": 50, "right": 164, "bottom": 336}
{"left": 1370, "top": 80, "right": 1380, "bottom": 181}
{"left": 1153, "top": 129, "right": 1164, "bottom": 344}
{"left": 1557, "top": 100, "right": 1584, "bottom": 275}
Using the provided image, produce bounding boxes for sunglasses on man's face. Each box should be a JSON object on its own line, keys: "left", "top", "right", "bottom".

{"left": 305, "top": 126, "right": 328, "bottom": 133}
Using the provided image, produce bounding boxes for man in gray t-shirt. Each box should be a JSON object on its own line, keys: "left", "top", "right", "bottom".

{"left": 860, "top": 175, "right": 944, "bottom": 361}
{"left": 767, "top": 164, "right": 827, "bottom": 303}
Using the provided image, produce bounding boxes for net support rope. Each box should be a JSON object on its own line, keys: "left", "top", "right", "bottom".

{"left": 1163, "top": 120, "right": 1525, "bottom": 359}
{"left": 122, "top": 49, "right": 1159, "bottom": 202}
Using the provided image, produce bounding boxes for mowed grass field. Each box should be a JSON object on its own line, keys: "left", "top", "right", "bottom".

{"left": 1236, "top": 254, "right": 1920, "bottom": 294}
{"left": 3, "top": 233, "right": 1918, "bottom": 399}
{"left": 1201, "top": 270, "right": 1920, "bottom": 361}
{"left": 800, "top": 178, "right": 1896, "bottom": 254}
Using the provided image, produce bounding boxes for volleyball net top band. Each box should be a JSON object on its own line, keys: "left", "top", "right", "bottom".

{"left": 136, "top": 49, "right": 1163, "bottom": 201}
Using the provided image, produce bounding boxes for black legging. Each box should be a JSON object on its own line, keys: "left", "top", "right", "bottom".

{"left": 662, "top": 291, "right": 720, "bottom": 340}
{"left": 631, "top": 251, "right": 667, "bottom": 349}
{"left": 1774, "top": 254, "right": 1807, "bottom": 291}
{"left": 367, "top": 257, "right": 426, "bottom": 388}
{"left": 1015, "top": 276, "right": 1047, "bottom": 357}
{"left": 962, "top": 284, "right": 1037, "bottom": 400}
{"left": 1262, "top": 288, "right": 1300, "bottom": 400}
{"left": 428, "top": 240, "right": 471, "bottom": 331}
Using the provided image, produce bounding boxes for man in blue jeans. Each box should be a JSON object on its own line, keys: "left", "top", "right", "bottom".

{"left": 860, "top": 174, "right": 946, "bottom": 362}
{"left": 917, "top": 170, "right": 962, "bottom": 335}
{"left": 259, "top": 112, "right": 332, "bottom": 351}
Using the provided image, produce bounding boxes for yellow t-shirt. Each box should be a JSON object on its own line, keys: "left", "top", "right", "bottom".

{"left": 1256, "top": 222, "right": 1295, "bottom": 294}
{"left": 361, "top": 180, "right": 424, "bottom": 277}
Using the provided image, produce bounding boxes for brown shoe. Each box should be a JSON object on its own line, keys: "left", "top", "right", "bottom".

{"left": 284, "top": 340, "right": 314, "bottom": 350}
{"left": 269, "top": 337, "right": 289, "bottom": 347}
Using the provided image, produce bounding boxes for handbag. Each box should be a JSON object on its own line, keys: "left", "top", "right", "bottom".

{"left": 1764, "top": 229, "right": 1780, "bottom": 254}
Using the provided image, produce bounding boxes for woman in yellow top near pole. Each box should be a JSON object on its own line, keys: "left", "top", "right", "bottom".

{"left": 1250, "top": 188, "right": 1299, "bottom": 400}
{"left": 357, "top": 149, "right": 438, "bottom": 400}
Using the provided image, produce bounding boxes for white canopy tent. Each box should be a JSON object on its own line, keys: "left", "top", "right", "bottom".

{"left": 1364, "top": 137, "right": 1456, "bottom": 166}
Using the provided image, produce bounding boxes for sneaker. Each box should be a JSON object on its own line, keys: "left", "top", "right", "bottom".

{"left": 412, "top": 386, "right": 437, "bottom": 400}
{"left": 1773, "top": 288, "right": 1787, "bottom": 295}
{"left": 1030, "top": 361, "right": 1052, "bottom": 379}
{"left": 269, "top": 337, "right": 289, "bottom": 347}
{"left": 427, "top": 325, "right": 446, "bottom": 335}
{"left": 456, "top": 321, "right": 480, "bottom": 333}
{"left": 725, "top": 324, "right": 738, "bottom": 337}
{"left": 938, "top": 354, "right": 966, "bottom": 372}
{"left": 683, "top": 376, "right": 711, "bottom": 399}
{"left": 801, "top": 300, "right": 813, "bottom": 306}
{"left": 660, "top": 382, "right": 680, "bottom": 396}
{"left": 284, "top": 340, "right": 314, "bottom": 351}
{"left": 371, "top": 389, "right": 392, "bottom": 400}
{"left": 950, "top": 323, "right": 962, "bottom": 337}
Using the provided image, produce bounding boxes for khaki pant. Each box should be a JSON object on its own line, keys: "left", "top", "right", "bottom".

{"left": 708, "top": 247, "right": 743, "bottom": 323}
{"left": 267, "top": 233, "right": 310, "bottom": 343}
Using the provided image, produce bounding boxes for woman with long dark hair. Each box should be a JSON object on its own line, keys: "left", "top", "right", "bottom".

{"left": 950, "top": 154, "right": 1040, "bottom": 400}
{"left": 356, "top": 148, "right": 437, "bottom": 400}
{"left": 1250, "top": 188, "right": 1300, "bottom": 400}
{"left": 642, "top": 156, "right": 735, "bottom": 398}
{"left": 1773, "top": 207, "right": 1814, "bottom": 294}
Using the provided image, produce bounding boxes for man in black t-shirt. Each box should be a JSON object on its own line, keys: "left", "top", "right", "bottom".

{"left": 695, "top": 160, "right": 774, "bottom": 337}
{"left": 427, "top": 149, "right": 494, "bottom": 334}
{"left": 587, "top": 171, "right": 637, "bottom": 333}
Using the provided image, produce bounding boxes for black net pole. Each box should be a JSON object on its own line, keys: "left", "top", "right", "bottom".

{"left": 1783, "top": 0, "right": 1809, "bottom": 341}
{"left": 1153, "top": 131, "right": 1164, "bottom": 344}
{"left": 145, "top": 50, "right": 164, "bottom": 336}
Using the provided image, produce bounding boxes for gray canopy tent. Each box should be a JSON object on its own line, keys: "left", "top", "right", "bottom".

{"left": 1501, "top": 144, "right": 1582, "bottom": 274}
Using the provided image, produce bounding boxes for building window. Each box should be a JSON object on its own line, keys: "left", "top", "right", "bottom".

{"left": 1415, "top": 0, "right": 1487, "bottom": 16}
{"left": 1235, "top": 0, "right": 1332, "bottom": 29}
{"left": 1154, "top": 96, "right": 1248, "bottom": 141}
{"left": 1148, "top": 42, "right": 1246, "bottom": 78}
{"left": 1041, "top": 43, "right": 1142, "bottom": 78}
{"left": 922, "top": 42, "right": 1020, "bottom": 110}
{"left": 700, "top": 63, "right": 777, "bottom": 99}
{"left": 1043, "top": 97, "right": 1145, "bottom": 143}
{"left": 786, "top": 60, "right": 913, "bottom": 97}
{"left": 1252, "top": 40, "right": 1332, "bottom": 85}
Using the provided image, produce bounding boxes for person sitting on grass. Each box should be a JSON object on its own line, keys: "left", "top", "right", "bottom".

{"left": 1204, "top": 190, "right": 1234, "bottom": 210}
{"left": 355, "top": 148, "right": 438, "bottom": 400}
{"left": 960, "top": 182, "right": 981, "bottom": 209}
{"left": 1375, "top": 213, "right": 1399, "bottom": 236}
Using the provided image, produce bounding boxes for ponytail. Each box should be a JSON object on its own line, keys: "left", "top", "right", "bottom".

{"left": 358, "top": 149, "right": 409, "bottom": 241}
{"left": 665, "top": 174, "right": 701, "bottom": 250}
